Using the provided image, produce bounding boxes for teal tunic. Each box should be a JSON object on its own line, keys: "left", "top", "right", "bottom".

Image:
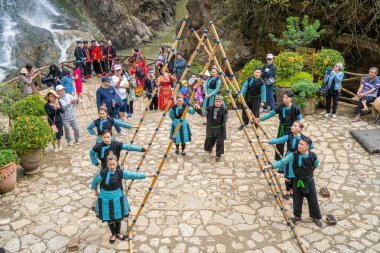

{"left": 169, "top": 105, "right": 196, "bottom": 143}
{"left": 203, "top": 76, "right": 221, "bottom": 108}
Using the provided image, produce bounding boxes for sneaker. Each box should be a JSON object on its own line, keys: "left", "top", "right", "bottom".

{"left": 58, "top": 146, "right": 63, "bottom": 151}
{"left": 289, "top": 217, "right": 301, "bottom": 224}
{"left": 75, "top": 140, "right": 80, "bottom": 145}
{"left": 331, "top": 114, "right": 337, "bottom": 118}
{"left": 68, "top": 141, "right": 74, "bottom": 146}
{"left": 313, "top": 219, "right": 323, "bottom": 227}
{"left": 54, "top": 148, "right": 59, "bottom": 153}
{"left": 181, "top": 152, "right": 186, "bottom": 156}
{"left": 324, "top": 113, "right": 331, "bottom": 117}
{"left": 215, "top": 156, "right": 221, "bottom": 162}
{"left": 118, "top": 132, "right": 125, "bottom": 136}
{"left": 284, "top": 193, "right": 290, "bottom": 200}
{"left": 127, "top": 113, "right": 132, "bottom": 118}
{"left": 175, "top": 149, "right": 179, "bottom": 155}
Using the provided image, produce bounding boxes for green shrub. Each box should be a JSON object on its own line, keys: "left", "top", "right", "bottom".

{"left": 269, "top": 16, "right": 324, "bottom": 51}
{"left": 313, "top": 49, "right": 345, "bottom": 78}
{"left": 10, "top": 116, "right": 54, "bottom": 155}
{"left": 276, "top": 71, "right": 313, "bottom": 87}
{"left": 0, "top": 128, "right": 11, "bottom": 150}
{"left": 11, "top": 95, "right": 46, "bottom": 119}
{"left": 238, "top": 59, "right": 263, "bottom": 88}
{"left": 0, "top": 149, "right": 19, "bottom": 167}
{"left": 292, "top": 79, "right": 321, "bottom": 107}
{"left": 274, "top": 52, "right": 305, "bottom": 79}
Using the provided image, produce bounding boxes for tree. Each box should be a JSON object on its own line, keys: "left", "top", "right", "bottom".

{"left": 269, "top": 15, "right": 325, "bottom": 51}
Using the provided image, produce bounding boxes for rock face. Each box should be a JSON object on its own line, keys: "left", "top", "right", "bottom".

{"left": 185, "top": 0, "right": 379, "bottom": 72}
{"left": 67, "top": 0, "right": 176, "bottom": 48}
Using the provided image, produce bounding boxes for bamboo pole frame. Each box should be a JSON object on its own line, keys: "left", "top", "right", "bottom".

{"left": 208, "top": 22, "right": 307, "bottom": 253}
{"left": 124, "top": 29, "right": 208, "bottom": 196}
{"left": 120, "top": 16, "right": 189, "bottom": 169}
{"left": 126, "top": 32, "right": 217, "bottom": 239}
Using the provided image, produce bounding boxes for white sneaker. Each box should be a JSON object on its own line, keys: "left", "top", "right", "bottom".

{"left": 58, "top": 146, "right": 63, "bottom": 151}
{"left": 54, "top": 148, "right": 59, "bottom": 153}
{"left": 324, "top": 113, "right": 331, "bottom": 118}
{"left": 259, "top": 108, "right": 264, "bottom": 113}
{"left": 331, "top": 114, "right": 337, "bottom": 118}
{"left": 118, "top": 132, "right": 125, "bottom": 136}
{"left": 68, "top": 141, "right": 74, "bottom": 146}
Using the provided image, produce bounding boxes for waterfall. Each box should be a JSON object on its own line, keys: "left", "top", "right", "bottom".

{"left": 0, "top": 0, "right": 92, "bottom": 81}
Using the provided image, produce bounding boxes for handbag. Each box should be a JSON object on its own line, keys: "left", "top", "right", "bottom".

{"left": 50, "top": 111, "right": 59, "bottom": 133}
{"left": 319, "top": 80, "right": 329, "bottom": 97}
{"left": 264, "top": 76, "right": 275, "bottom": 85}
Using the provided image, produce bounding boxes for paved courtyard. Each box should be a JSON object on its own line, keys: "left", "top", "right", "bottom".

{"left": 0, "top": 79, "right": 379, "bottom": 253}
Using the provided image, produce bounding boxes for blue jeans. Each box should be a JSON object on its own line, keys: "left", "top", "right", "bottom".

{"left": 264, "top": 85, "right": 275, "bottom": 110}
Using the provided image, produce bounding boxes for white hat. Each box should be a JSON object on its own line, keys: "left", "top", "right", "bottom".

{"left": 55, "top": 85, "right": 65, "bottom": 91}
{"left": 266, "top": 53, "right": 274, "bottom": 59}
{"left": 114, "top": 64, "right": 122, "bottom": 71}
{"left": 204, "top": 70, "right": 211, "bottom": 76}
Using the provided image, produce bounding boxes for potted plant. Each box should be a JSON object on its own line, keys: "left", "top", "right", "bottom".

{"left": 291, "top": 80, "right": 321, "bottom": 115}
{"left": 275, "top": 71, "right": 312, "bottom": 102}
{"left": 10, "top": 116, "right": 54, "bottom": 174}
{"left": 0, "top": 149, "right": 19, "bottom": 193}
{"left": 274, "top": 52, "right": 305, "bottom": 102}
{"left": 10, "top": 94, "right": 46, "bottom": 119}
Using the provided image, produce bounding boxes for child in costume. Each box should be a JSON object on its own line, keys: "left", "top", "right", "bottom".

{"left": 263, "top": 136, "right": 322, "bottom": 227}
{"left": 179, "top": 80, "right": 190, "bottom": 104}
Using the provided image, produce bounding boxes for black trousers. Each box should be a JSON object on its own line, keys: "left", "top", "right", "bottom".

{"left": 354, "top": 96, "right": 375, "bottom": 113}
{"left": 293, "top": 178, "right": 322, "bottom": 219}
{"left": 275, "top": 127, "right": 292, "bottom": 160}
{"left": 326, "top": 90, "right": 339, "bottom": 114}
{"left": 242, "top": 96, "right": 261, "bottom": 125}
{"left": 285, "top": 178, "right": 294, "bottom": 192}
{"left": 107, "top": 220, "right": 121, "bottom": 236}
{"left": 149, "top": 95, "right": 158, "bottom": 110}
{"left": 105, "top": 60, "right": 113, "bottom": 73}
{"left": 100, "top": 60, "right": 106, "bottom": 73}
{"left": 126, "top": 101, "right": 134, "bottom": 114}
{"left": 93, "top": 60, "right": 102, "bottom": 75}
{"left": 83, "top": 62, "right": 92, "bottom": 76}
{"left": 204, "top": 128, "right": 224, "bottom": 157}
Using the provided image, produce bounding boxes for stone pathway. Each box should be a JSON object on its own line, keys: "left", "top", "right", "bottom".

{"left": 0, "top": 79, "right": 379, "bottom": 253}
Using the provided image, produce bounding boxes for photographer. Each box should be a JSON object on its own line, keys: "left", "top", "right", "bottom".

{"left": 44, "top": 64, "right": 62, "bottom": 89}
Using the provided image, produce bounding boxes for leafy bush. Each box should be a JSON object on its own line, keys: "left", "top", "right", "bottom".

{"left": 276, "top": 71, "right": 313, "bottom": 87}
{"left": 10, "top": 116, "right": 54, "bottom": 155}
{"left": 11, "top": 95, "right": 46, "bottom": 119}
{"left": 269, "top": 15, "right": 324, "bottom": 51}
{"left": 292, "top": 79, "right": 321, "bottom": 107}
{"left": 0, "top": 128, "right": 11, "bottom": 150}
{"left": 313, "top": 49, "right": 345, "bottom": 78}
{"left": 0, "top": 149, "right": 19, "bottom": 167}
{"left": 238, "top": 58, "right": 263, "bottom": 87}
{"left": 274, "top": 52, "right": 305, "bottom": 79}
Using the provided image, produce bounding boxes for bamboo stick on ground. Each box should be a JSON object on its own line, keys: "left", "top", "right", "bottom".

{"left": 124, "top": 30, "right": 207, "bottom": 196}
{"left": 126, "top": 32, "right": 217, "bottom": 239}
{"left": 120, "top": 15, "right": 189, "bottom": 169}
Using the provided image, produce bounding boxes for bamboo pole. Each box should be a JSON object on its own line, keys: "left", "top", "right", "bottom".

{"left": 208, "top": 22, "right": 306, "bottom": 253}
{"left": 120, "top": 15, "right": 189, "bottom": 169}
{"left": 126, "top": 32, "right": 217, "bottom": 239}
{"left": 124, "top": 30, "right": 207, "bottom": 196}
{"left": 207, "top": 23, "right": 285, "bottom": 198}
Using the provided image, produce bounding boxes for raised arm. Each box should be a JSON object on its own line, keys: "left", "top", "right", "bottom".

{"left": 113, "top": 119, "right": 132, "bottom": 129}
{"left": 121, "top": 144, "right": 145, "bottom": 152}
{"left": 271, "top": 152, "right": 294, "bottom": 169}
{"left": 122, "top": 170, "right": 146, "bottom": 180}
{"left": 268, "top": 135, "right": 289, "bottom": 145}
{"left": 259, "top": 109, "right": 277, "bottom": 121}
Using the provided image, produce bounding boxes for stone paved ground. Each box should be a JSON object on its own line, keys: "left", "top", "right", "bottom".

{"left": 0, "top": 79, "right": 379, "bottom": 253}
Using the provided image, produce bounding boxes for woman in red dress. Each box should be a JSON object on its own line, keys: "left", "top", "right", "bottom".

{"left": 158, "top": 69, "right": 176, "bottom": 110}
{"left": 134, "top": 55, "right": 149, "bottom": 97}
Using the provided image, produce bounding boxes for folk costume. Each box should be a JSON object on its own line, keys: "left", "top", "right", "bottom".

{"left": 91, "top": 42, "right": 103, "bottom": 76}
{"left": 87, "top": 117, "right": 132, "bottom": 143}
{"left": 91, "top": 167, "right": 146, "bottom": 236}
{"left": 271, "top": 137, "right": 322, "bottom": 223}
{"left": 83, "top": 42, "right": 92, "bottom": 78}
{"left": 241, "top": 76, "right": 266, "bottom": 125}
{"left": 268, "top": 133, "right": 314, "bottom": 192}
{"left": 144, "top": 76, "right": 158, "bottom": 110}
{"left": 104, "top": 45, "right": 117, "bottom": 73}
{"left": 196, "top": 96, "right": 228, "bottom": 159}
{"left": 179, "top": 86, "right": 190, "bottom": 104}
{"left": 89, "top": 141, "right": 145, "bottom": 169}
{"left": 203, "top": 76, "right": 221, "bottom": 108}
{"left": 169, "top": 104, "right": 196, "bottom": 154}
{"left": 158, "top": 72, "right": 176, "bottom": 110}
{"left": 260, "top": 103, "right": 302, "bottom": 160}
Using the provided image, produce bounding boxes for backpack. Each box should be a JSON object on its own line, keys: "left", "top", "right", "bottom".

{"left": 318, "top": 80, "right": 329, "bottom": 97}
{"left": 136, "top": 67, "right": 146, "bottom": 80}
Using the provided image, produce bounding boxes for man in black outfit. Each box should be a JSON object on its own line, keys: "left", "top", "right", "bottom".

{"left": 144, "top": 69, "right": 158, "bottom": 110}
{"left": 194, "top": 95, "right": 228, "bottom": 162}
{"left": 74, "top": 41, "right": 85, "bottom": 79}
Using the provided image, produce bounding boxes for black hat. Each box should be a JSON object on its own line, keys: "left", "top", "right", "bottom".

{"left": 285, "top": 90, "right": 295, "bottom": 98}
{"left": 91, "top": 40, "right": 96, "bottom": 43}
{"left": 301, "top": 135, "right": 312, "bottom": 146}
{"left": 76, "top": 41, "right": 82, "bottom": 44}
{"left": 25, "top": 63, "right": 33, "bottom": 69}
{"left": 83, "top": 40, "right": 88, "bottom": 44}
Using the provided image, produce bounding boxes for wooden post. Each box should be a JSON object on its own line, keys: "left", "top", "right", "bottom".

{"left": 126, "top": 33, "right": 218, "bottom": 239}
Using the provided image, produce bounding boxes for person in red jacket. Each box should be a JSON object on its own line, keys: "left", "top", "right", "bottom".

{"left": 83, "top": 40, "right": 92, "bottom": 78}
{"left": 135, "top": 55, "right": 149, "bottom": 97}
{"left": 99, "top": 40, "right": 107, "bottom": 76}
{"left": 91, "top": 40, "right": 102, "bottom": 77}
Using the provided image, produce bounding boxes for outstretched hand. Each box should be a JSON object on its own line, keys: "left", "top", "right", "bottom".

{"left": 260, "top": 140, "right": 268, "bottom": 144}
{"left": 193, "top": 103, "right": 200, "bottom": 110}
{"left": 146, "top": 174, "right": 156, "bottom": 178}
{"left": 263, "top": 165, "right": 272, "bottom": 170}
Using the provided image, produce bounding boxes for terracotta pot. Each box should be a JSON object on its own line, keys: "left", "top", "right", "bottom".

{"left": 301, "top": 97, "right": 316, "bottom": 115}
{"left": 0, "top": 162, "right": 17, "bottom": 194}
{"left": 18, "top": 148, "right": 43, "bottom": 175}
{"left": 275, "top": 86, "right": 292, "bottom": 103}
